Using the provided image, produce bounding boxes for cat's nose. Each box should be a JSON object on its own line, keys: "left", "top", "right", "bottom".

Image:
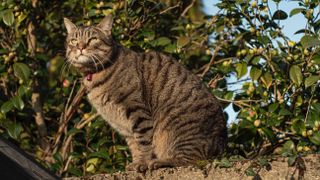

{"left": 77, "top": 42, "right": 86, "bottom": 52}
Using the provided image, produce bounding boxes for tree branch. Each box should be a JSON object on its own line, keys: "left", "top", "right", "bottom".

{"left": 28, "top": 0, "right": 48, "bottom": 148}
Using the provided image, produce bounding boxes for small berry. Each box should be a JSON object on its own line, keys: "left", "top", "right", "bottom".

{"left": 254, "top": 119, "right": 261, "bottom": 127}
{"left": 63, "top": 79, "right": 70, "bottom": 88}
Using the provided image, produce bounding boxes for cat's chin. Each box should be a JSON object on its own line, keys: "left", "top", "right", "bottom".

{"left": 75, "top": 65, "right": 95, "bottom": 74}
{"left": 69, "top": 61, "right": 93, "bottom": 74}
{"left": 77, "top": 55, "right": 90, "bottom": 63}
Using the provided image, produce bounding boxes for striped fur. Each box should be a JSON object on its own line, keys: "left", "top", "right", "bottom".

{"left": 64, "top": 15, "right": 227, "bottom": 172}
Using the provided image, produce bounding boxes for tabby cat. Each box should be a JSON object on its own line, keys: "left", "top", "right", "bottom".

{"left": 64, "top": 15, "right": 227, "bottom": 172}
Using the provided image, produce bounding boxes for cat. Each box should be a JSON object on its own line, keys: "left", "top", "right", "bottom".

{"left": 64, "top": 15, "right": 227, "bottom": 172}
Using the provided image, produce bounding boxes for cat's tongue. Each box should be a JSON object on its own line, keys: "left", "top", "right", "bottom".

{"left": 86, "top": 74, "right": 92, "bottom": 81}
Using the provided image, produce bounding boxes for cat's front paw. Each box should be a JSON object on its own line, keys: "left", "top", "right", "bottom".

{"left": 126, "top": 161, "right": 148, "bottom": 172}
{"left": 147, "top": 159, "right": 175, "bottom": 170}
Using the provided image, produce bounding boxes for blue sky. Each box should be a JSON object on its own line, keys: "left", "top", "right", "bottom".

{"left": 202, "top": 0, "right": 307, "bottom": 123}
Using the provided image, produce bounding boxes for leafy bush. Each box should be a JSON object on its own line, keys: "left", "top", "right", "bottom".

{"left": 0, "top": 0, "right": 319, "bottom": 177}
{"left": 212, "top": 0, "right": 320, "bottom": 161}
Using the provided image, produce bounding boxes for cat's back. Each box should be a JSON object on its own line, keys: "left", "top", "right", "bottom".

{"left": 141, "top": 51, "right": 221, "bottom": 115}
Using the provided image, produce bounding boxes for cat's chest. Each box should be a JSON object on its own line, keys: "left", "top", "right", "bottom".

{"left": 87, "top": 92, "right": 132, "bottom": 137}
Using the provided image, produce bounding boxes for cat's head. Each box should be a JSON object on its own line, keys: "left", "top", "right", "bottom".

{"left": 64, "top": 15, "right": 115, "bottom": 74}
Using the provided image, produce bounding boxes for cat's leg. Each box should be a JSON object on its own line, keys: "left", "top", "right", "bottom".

{"left": 124, "top": 98, "right": 155, "bottom": 172}
{"left": 126, "top": 117, "right": 155, "bottom": 172}
{"left": 125, "top": 137, "right": 153, "bottom": 172}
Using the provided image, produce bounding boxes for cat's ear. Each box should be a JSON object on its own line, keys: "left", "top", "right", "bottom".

{"left": 64, "top": 18, "right": 77, "bottom": 34}
{"left": 97, "top": 14, "right": 113, "bottom": 33}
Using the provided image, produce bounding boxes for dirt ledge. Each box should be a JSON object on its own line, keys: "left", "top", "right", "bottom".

{"left": 65, "top": 154, "right": 320, "bottom": 180}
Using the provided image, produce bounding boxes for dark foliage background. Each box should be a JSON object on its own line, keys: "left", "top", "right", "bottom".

{"left": 0, "top": 0, "right": 319, "bottom": 177}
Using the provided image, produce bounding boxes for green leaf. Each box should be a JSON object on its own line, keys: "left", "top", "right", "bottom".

{"left": 294, "top": 29, "right": 312, "bottom": 35}
{"left": 289, "top": 65, "right": 303, "bottom": 86}
{"left": 16, "top": 13, "right": 27, "bottom": 26}
{"left": 218, "top": 158, "right": 232, "bottom": 168}
{"left": 261, "top": 127, "right": 276, "bottom": 143}
{"left": 281, "top": 140, "right": 295, "bottom": 157}
{"left": 272, "top": 10, "right": 288, "bottom": 20}
{"left": 261, "top": 72, "right": 273, "bottom": 88}
{"left": 250, "top": 67, "right": 262, "bottom": 81}
{"left": 279, "top": 108, "right": 292, "bottom": 116}
{"left": 287, "top": 156, "right": 297, "bottom": 166}
{"left": 7, "top": 123, "right": 23, "bottom": 140}
{"left": 245, "top": 166, "right": 255, "bottom": 176}
{"left": 300, "top": 35, "right": 320, "bottom": 48}
{"left": 268, "top": 103, "right": 279, "bottom": 113}
{"left": 177, "top": 36, "right": 190, "bottom": 47}
{"left": 257, "top": 36, "right": 270, "bottom": 45}
{"left": 1, "top": 101, "right": 13, "bottom": 114}
{"left": 13, "top": 63, "right": 31, "bottom": 82}
{"left": 11, "top": 96, "right": 24, "bottom": 110}
{"left": 67, "top": 128, "right": 84, "bottom": 136}
{"left": 18, "top": 85, "right": 29, "bottom": 97}
{"left": 235, "top": 63, "right": 248, "bottom": 79}
{"left": 312, "top": 103, "right": 320, "bottom": 113}
{"left": 305, "top": 76, "right": 319, "bottom": 88}
{"left": 88, "top": 149, "right": 110, "bottom": 160}
{"left": 290, "top": 8, "right": 305, "bottom": 17}
{"left": 151, "top": 37, "right": 171, "bottom": 47}
{"left": 139, "top": 29, "right": 155, "bottom": 39}
{"left": 312, "top": 54, "right": 320, "bottom": 65}
{"left": 164, "top": 44, "right": 176, "bottom": 53}
{"left": 115, "top": 145, "right": 129, "bottom": 151}
{"left": 67, "top": 167, "right": 82, "bottom": 176}
{"left": 291, "top": 119, "right": 306, "bottom": 134}
{"left": 309, "top": 132, "right": 320, "bottom": 145}
{"left": 224, "top": 91, "right": 233, "bottom": 100}
{"left": 258, "top": 158, "right": 270, "bottom": 168}
{"left": 2, "top": 10, "right": 14, "bottom": 26}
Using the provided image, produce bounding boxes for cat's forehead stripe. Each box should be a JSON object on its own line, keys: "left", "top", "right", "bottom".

{"left": 70, "top": 27, "right": 101, "bottom": 39}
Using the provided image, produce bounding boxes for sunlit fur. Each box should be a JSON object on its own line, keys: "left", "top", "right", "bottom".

{"left": 64, "top": 16, "right": 227, "bottom": 172}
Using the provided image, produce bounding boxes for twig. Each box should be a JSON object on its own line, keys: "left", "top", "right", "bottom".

{"left": 60, "top": 79, "right": 78, "bottom": 123}
{"left": 62, "top": 156, "right": 72, "bottom": 174}
{"left": 227, "top": 78, "right": 251, "bottom": 85}
{"left": 304, "top": 91, "right": 315, "bottom": 123}
{"left": 160, "top": 3, "right": 181, "bottom": 15}
{"left": 53, "top": 84, "right": 86, "bottom": 149}
{"left": 77, "top": 113, "right": 99, "bottom": 129}
{"left": 181, "top": 0, "right": 196, "bottom": 17}
{"left": 215, "top": 96, "right": 265, "bottom": 108}
{"left": 196, "top": 57, "right": 233, "bottom": 75}
{"left": 43, "top": 84, "right": 86, "bottom": 162}
{"left": 59, "top": 86, "right": 96, "bottom": 171}
{"left": 200, "top": 46, "right": 221, "bottom": 77}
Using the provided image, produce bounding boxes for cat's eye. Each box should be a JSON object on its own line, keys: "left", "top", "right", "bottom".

{"left": 70, "top": 39, "right": 78, "bottom": 46}
{"left": 88, "top": 37, "right": 98, "bottom": 44}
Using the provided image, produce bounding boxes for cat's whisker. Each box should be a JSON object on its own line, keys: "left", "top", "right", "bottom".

{"left": 90, "top": 55, "right": 99, "bottom": 72}
{"left": 65, "top": 60, "right": 73, "bottom": 77}
{"left": 92, "top": 54, "right": 105, "bottom": 70}
{"left": 60, "top": 61, "right": 70, "bottom": 80}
